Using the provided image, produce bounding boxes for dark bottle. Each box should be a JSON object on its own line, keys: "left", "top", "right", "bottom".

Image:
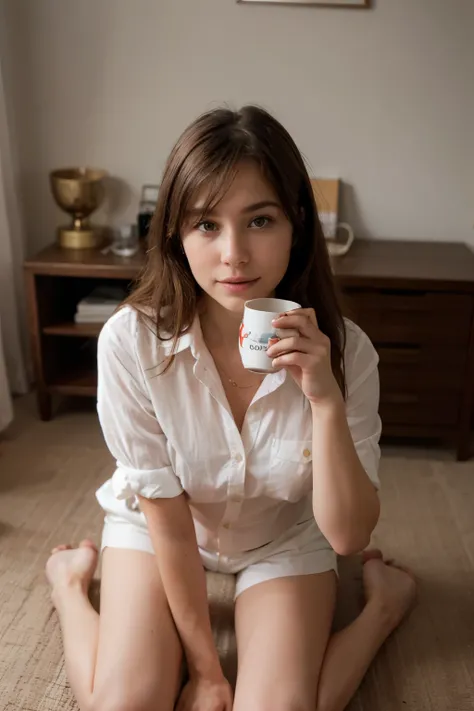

{"left": 137, "top": 184, "right": 159, "bottom": 240}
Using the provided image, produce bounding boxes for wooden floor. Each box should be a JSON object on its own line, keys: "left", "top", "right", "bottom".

{"left": 1, "top": 395, "right": 474, "bottom": 710}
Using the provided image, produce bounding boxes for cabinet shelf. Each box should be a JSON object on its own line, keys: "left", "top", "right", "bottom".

{"left": 48, "top": 368, "right": 97, "bottom": 397}
{"left": 43, "top": 322, "right": 104, "bottom": 338}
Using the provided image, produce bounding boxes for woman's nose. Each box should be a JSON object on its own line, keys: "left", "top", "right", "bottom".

{"left": 221, "top": 228, "right": 249, "bottom": 266}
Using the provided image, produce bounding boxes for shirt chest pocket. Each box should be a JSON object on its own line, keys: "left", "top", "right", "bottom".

{"left": 268, "top": 438, "right": 313, "bottom": 502}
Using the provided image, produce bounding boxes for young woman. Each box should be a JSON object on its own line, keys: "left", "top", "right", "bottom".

{"left": 46, "top": 105, "right": 416, "bottom": 711}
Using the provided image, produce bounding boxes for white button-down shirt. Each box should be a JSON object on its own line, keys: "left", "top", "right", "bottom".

{"left": 96, "top": 306, "right": 381, "bottom": 555}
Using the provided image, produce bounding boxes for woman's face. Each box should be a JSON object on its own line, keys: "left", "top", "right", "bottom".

{"left": 181, "top": 161, "right": 293, "bottom": 315}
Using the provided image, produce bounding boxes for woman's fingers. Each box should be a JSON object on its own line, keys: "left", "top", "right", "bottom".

{"left": 267, "top": 335, "right": 311, "bottom": 357}
{"left": 271, "top": 351, "right": 314, "bottom": 370}
{"left": 272, "top": 307, "right": 318, "bottom": 332}
{"left": 272, "top": 314, "right": 313, "bottom": 338}
{"left": 267, "top": 337, "right": 329, "bottom": 362}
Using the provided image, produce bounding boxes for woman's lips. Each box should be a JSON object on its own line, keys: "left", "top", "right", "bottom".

{"left": 218, "top": 278, "right": 260, "bottom": 293}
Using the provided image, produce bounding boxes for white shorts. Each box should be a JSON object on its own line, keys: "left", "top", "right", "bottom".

{"left": 97, "top": 486, "right": 337, "bottom": 599}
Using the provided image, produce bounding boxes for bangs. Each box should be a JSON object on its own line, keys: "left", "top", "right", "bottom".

{"left": 172, "top": 143, "right": 258, "bottom": 234}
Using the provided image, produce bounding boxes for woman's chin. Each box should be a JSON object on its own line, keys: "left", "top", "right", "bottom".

{"left": 220, "top": 295, "right": 248, "bottom": 314}
{"left": 204, "top": 284, "right": 275, "bottom": 313}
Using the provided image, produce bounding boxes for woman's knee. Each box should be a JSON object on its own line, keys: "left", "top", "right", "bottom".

{"left": 89, "top": 682, "right": 175, "bottom": 711}
{"left": 235, "top": 694, "right": 314, "bottom": 711}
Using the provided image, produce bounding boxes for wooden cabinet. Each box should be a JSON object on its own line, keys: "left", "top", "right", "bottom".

{"left": 334, "top": 240, "right": 474, "bottom": 460}
{"left": 24, "top": 244, "right": 144, "bottom": 421}
{"left": 24, "top": 239, "right": 474, "bottom": 459}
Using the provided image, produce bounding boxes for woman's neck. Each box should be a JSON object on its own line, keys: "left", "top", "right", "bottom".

{"left": 199, "top": 299, "right": 242, "bottom": 353}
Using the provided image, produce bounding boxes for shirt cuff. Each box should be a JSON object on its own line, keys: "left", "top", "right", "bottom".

{"left": 111, "top": 465, "right": 184, "bottom": 500}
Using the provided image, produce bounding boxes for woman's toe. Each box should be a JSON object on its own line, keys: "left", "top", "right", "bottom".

{"left": 361, "top": 548, "right": 383, "bottom": 563}
{"left": 51, "top": 544, "right": 71, "bottom": 554}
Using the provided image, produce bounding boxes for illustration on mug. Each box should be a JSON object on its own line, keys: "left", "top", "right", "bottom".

{"left": 239, "top": 323, "right": 277, "bottom": 349}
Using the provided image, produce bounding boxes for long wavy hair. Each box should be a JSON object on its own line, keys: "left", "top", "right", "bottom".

{"left": 125, "top": 105, "right": 347, "bottom": 396}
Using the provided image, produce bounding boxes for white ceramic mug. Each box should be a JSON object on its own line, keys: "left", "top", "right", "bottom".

{"left": 326, "top": 222, "right": 354, "bottom": 257}
{"left": 239, "top": 297, "right": 301, "bottom": 373}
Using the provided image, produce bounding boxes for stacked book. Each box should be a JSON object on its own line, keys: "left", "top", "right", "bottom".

{"left": 74, "top": 286, "right": 126, "bottom": 324}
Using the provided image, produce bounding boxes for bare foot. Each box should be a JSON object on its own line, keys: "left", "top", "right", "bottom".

{"left": 46, "top": 539, "right": 98, "bottom": 603}
{"left": 361, "top": 548, "right": 383, "bottom": 564}
{"left": 363, "top": 554, "right": 417, "bottom": 633}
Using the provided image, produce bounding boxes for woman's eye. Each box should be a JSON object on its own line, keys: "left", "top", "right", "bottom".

{"left": 197, "top": 221, "right": 218, "bottom": 233}
{"left": 250, "top": 216, "right": 272, "bottom": 229}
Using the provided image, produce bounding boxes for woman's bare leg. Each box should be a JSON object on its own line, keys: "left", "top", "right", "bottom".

{"left": 315, "top": 551, "right": 417, "bottom": 711}
{"left": 46, "top": 541, "right": 183, "bottom": 711}
{"left": 233, "top": 551, "right": 416, "bottom": 711}
{"left": 233, "top": 571, "right": 337, "bottom": 711}
{"left": 46, "top": 539, "right": 101, "bottom": 705}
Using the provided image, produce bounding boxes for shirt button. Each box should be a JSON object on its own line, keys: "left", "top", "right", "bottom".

{"left": 303, "top": 448, "right": 311, "bottom": 458}
{"left": 233, "top": 453, "right": 243, "bottom": 463}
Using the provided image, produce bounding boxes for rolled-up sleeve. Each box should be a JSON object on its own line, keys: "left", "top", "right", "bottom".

{"left": 97, "top": 314, "right": 183, "bottom": 500}
{"left": 344, "top": 322, "right": 382, "bottom": 489}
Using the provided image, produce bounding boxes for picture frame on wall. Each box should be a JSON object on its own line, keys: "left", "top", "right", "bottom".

{"left": 238, "top": 0, "right": 371, "bottom": 7}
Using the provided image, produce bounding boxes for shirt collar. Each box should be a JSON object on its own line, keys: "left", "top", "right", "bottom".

{"left": 158, "top": 313, "right": 203, "bottom": 359}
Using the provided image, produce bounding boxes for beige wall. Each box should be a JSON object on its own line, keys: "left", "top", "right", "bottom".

{"left": 3, "top": 0, "right": 474, "bottom": 252}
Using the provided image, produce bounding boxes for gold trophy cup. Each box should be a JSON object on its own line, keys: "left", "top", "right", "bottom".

{"left": 50, "top": 167, "right": 108, "bottom": 249}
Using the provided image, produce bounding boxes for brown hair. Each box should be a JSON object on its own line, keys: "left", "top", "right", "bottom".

{"left": 126, "top": 105, "right": 347, "bottom": 396}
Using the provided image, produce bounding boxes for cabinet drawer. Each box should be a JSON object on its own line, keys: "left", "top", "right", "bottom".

{"left": 377, "top": 346, "right": 467, "bottom": 391}
{"left": 343, "top": 291, "right": 473, "bottom": 346}
{"left": 380, "top": 391, "right": 460, "bottom": 426}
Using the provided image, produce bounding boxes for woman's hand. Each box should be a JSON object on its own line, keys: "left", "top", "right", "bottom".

{"left": 176, "top": 674, "right": 233, "bottom": 711}
{"left": 267, "top": 308, "right": 342, "bottom": 408}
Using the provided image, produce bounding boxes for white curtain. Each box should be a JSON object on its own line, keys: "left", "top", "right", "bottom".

{"left": 0, "top": 13, "right": 29, "bottom": 431}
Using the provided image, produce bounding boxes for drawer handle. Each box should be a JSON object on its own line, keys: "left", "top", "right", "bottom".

{"left": 383, "top": 393, "right": 420, "bottom": 404}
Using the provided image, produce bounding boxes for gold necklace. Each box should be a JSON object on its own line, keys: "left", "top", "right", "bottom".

{"left": 214, "top": 361, "right": 260, "bottom": 389}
